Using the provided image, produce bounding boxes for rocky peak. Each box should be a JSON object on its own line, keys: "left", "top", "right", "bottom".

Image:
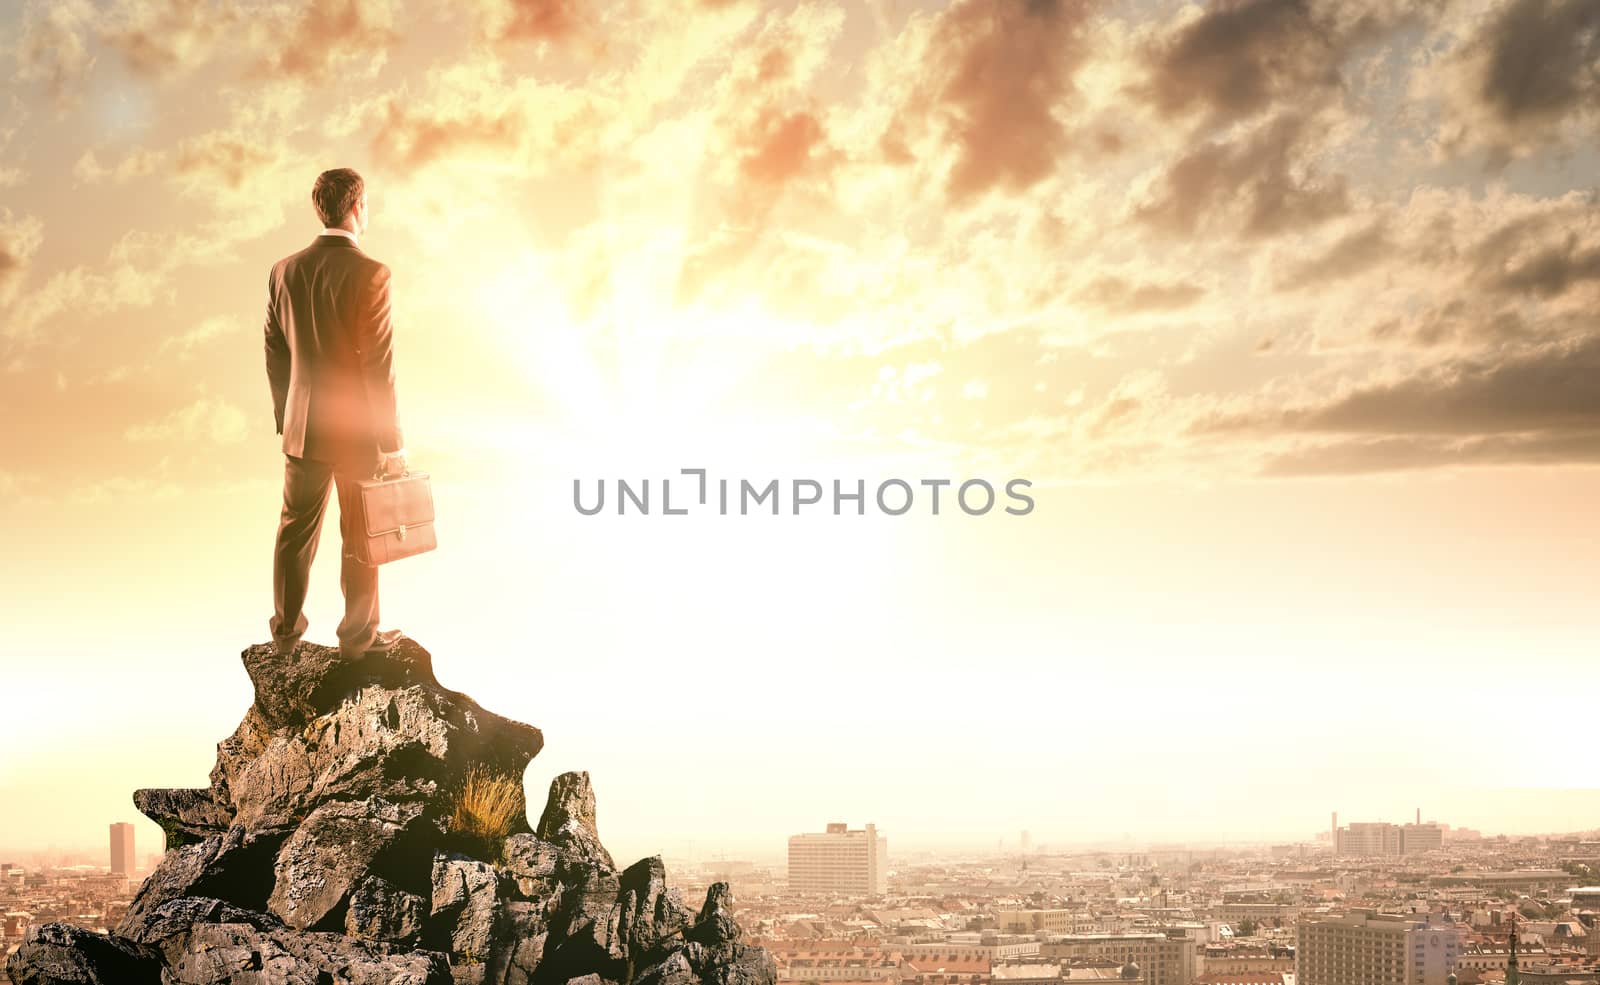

{"left": 6, "top": 638, "right": 774, "bottom": 985}
{"left": 536, "top": 771, "right": 615, "bottom": 875}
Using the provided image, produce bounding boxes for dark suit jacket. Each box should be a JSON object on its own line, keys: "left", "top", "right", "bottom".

{"left": 264, "top": 234, "right": 403, "bottom": 470}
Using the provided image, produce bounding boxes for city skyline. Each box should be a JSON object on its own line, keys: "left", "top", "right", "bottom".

{"left": 13, "top": 819, "right": 1595, "bottom": 985}
{"left": 10, "top": 799, "right": 1600, "bottom": 871}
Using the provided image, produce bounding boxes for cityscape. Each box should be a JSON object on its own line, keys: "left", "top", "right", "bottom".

{"left": 8, "top": 813, "right": 1599, "bottom": 985}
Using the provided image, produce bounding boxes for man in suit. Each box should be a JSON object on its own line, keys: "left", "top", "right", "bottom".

{"left": 265, "top": 167, "right": 407, "bottom": 660}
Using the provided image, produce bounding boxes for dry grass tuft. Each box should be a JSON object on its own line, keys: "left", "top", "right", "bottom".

{"left": 449, "top": 765, "right": 524, "bottom": 860}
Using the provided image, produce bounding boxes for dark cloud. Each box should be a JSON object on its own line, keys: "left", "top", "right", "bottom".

{"left": 883, "top": 0, "right": 1094, "bottom": 203}
{"left": 1196, "top": 332, "right": 1600, "bottom": 444}
{"left": 1274, "top": 221, "right": 1393, "bottom": 291}
{"left": 1134, "top": 112, "right": 1349, "bottom": 239}
{"left": 1075, "top": 275, "right": 1205, "bottom": 314}
{"left": 1319, "top": 201, "right": 1600, "bottom": 347}
{"left": 1136, "top": 0, "right": 1332, "bottom": 124}
{"left": 1491, "top": 240, "right": 1600, "bottom": 298}
{"left": 1260, "top": 430, "right": 1600, "bottom": 475}
{"left": 1134, "top": 0, "right": 1442, "bottom": 127}
{"left": 1362, "top": 301, "right": 1534, "bottom": 349}
{"left": 1309, "top": 335, "right": 1600, "bottom": 435}
{"left": 1430, "top": 0, "right": 1600, "bottom": 165}
{"left": 1470, "top": 0, "right": 1600, "bottom": 135}
{"left": 1129, "top": 0, "right": 1437, "bottom": 251}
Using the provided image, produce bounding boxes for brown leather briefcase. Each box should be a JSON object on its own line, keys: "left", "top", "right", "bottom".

{"left": 348, "top": 470, "right": 436, "bottom": 565}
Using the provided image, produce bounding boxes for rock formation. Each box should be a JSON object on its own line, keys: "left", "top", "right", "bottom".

{"left": 6, "top": 638, "right": 776, "bottom": 985}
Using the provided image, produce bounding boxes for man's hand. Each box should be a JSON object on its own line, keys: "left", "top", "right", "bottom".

{"left": 379, "top": 451, "right": 408, "bottom": 477}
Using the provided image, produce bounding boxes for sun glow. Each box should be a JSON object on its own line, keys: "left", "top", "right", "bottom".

{"left": 473, "top": 245, "right": 842, "bottom": 476}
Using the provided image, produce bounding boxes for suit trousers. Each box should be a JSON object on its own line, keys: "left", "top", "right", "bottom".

{"left": 269, "top": 454, "right": 381, "bottom": 657}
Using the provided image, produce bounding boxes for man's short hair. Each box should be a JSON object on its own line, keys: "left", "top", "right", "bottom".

{"left": 312, "top": 168, "right": 364, "bottom": 227}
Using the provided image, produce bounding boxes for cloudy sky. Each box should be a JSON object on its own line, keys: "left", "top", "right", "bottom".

{"left": 2, "top": 0, "right": 1599, "bottom": 866}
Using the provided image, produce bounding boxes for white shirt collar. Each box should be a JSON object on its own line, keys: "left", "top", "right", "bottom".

{"left": 321, "top": 227, "right": 358, "bottom": 245}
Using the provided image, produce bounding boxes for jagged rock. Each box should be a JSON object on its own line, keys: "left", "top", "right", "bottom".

{"left": 116, "top": 837, "right": 220, "bottom": 941}
{"left": 126, "top": 896, "right": 282, "bottom": 956}
{"left": 4, "top": 922, "right": 162, "bottom": 985}
{"left": 20, "top": 638, "right": 771, "bottom": 985}
{"left": 635, "top": 888, "right": 774, "bottom": 985}
{"left": 499, "top": 833, "right": 560, "bottom": 900}
{"left": 527, "top": 862, "right": 625, "bottom": 985}
{"left": 616, "top": 856, "right": 693, "bottom": 967}
{"left": 703, "top": 941, "right": 779, "bottom": 985}
{"left": 535, "top": 772, "right": 614, "bottom": 876}
{"left": 429, "top": 855, "right": 499, "bottom": 958}
{"left": 134, "top": 787, "right": 234, "bottom": 849}
{"left": 195, "top": 639, "right": 543, "bottom": 836}
{"left": 162, "top": 921, "right": 451, "bottom": 985}
{"left": 245, "top": 638, "right": 464, "bottom": 730}
{"left": 554, "top": 864, "right": 623, "bottom": 948}
{"left": 631, "top": 949, "right": 697, "bottom": 985}
{"left": 654, "top": 942, "right": 776, "bottom": 985}
{"left": 117, "top": 827, "right": 287, "bottom": 941}
{"left": 686, "top": 883, "right": 740, "bottom": 946}
{"left": 347, "top": 874, "right": 428, "bottom": 945}
{"left": 481, "top": 901, "right": 551, "bottom": 985}
{"left": 269, "top": 796, "right": 430, "bottom": 931}
{"left": 213, "top": 690, "right": 437, "bottom": 831}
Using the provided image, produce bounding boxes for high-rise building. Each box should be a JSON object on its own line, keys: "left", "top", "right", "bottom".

{"left": 1297, "top": 911, "right": 1460, "bottom": 985}
{"left": 1336, "top": 822, "right": 1402, "bottom": 856}
{"left": 787, "top": 822, "right": 887, "bottom": 896}
{"left": 1332, "top": 817, "right": 1444, "bottom": 855}
{"left": 109, "top": 822, "right": 135, "bottom": 876}
{"left": 1402, "top": 823, "right": 1444, "bottom": 853}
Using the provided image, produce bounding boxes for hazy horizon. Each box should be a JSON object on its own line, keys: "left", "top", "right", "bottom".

{"left": 9, "top": 780, "right": 1600, "bottom": 871}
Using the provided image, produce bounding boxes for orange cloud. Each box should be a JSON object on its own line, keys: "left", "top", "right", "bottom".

{"left": 0, "top": 211, "right": 45, "bottom": 304}
{"left": 252, "top": 0, "right": 400, "bottom": 82}
{"left": 15, "top": 0, "right": 99, "bottom": 108}
{"left": 101, "top": 0, "right": 240, "bottom": 79}
{"left": 883, "top": 0, "right": 1096, "bottom": 204}
{"left": 481, "top": 0, "right": 584, "bottom": 43}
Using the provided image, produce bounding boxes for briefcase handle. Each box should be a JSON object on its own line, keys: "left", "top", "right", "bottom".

{"left": 373, "top": 466, "right": 412, "bottom": 481}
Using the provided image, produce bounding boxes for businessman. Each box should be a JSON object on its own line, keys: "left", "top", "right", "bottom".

{"left": 264, "top": 167, "right": 407, "bottom": 660}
